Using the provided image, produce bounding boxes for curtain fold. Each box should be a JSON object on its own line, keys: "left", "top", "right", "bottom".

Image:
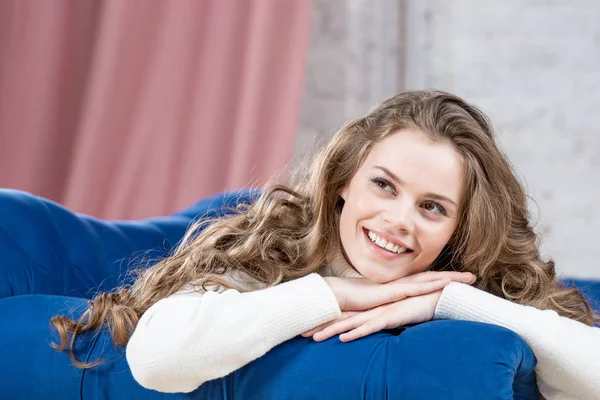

{"left": 0, "top": 0, "right": 311, "bottom": 219}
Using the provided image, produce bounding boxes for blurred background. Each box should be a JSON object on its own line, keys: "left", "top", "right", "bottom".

{"left": 0, "top": 0, "right": 598, "bottom": 279}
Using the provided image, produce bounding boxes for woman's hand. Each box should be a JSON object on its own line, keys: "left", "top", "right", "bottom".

{"left": 323, "top": 270, "right": 475, "bottom": 312}
{"left": 306, "top": 271, "right": 476, "bottom": 341}
{"left": 302, "top": 291, "right": 442, "bottom": 342}
{"left": 323, "top": 275, "right": 448, "bottom": 313}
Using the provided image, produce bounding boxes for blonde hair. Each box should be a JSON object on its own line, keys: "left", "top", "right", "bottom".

{"left": 52, "top": 90, "right": 598, "bottom": 367}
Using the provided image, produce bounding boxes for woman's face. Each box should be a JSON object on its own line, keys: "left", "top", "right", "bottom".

{"left": 338, "top": 129, "right": 465, "bottom": 283}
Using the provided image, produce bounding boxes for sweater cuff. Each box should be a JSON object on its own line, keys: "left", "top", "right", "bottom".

{"left": 253, "top": 273, "right": 341, "bottom": 347}
{"left": 434, "top": 282, "right": 520, "bottom": 332}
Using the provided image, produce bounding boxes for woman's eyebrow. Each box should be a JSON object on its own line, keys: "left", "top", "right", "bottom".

{"left": 374, "top": 165, "right": 458, "bottom": 207}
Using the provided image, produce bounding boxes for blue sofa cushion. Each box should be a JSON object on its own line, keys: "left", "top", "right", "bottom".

{"left": 0, "top": 294, "right": 538, "bottom": 400}
{"left": 562, "top": 279, "right": 600, "bottom": 313}
{"left": 0, "top": 189, "right": 258, "bottom": 299}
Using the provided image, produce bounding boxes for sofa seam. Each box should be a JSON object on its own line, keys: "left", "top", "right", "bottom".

{"left": 80, "top": 330, "right": 103, "bottom": 400}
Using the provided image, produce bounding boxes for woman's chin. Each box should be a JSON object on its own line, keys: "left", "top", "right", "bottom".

{"left": 358, "top": 268, "right": 397, "bottom": 284}
{"left": 357, "top": 263, "right": 425, "bottom": 283}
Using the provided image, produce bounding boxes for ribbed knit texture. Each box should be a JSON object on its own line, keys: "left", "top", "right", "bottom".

{"left": 126, "top": 273, "right": 340, "bottom": 393}
{"left": 435, "top": 282, "right": 600, "bottom": 400}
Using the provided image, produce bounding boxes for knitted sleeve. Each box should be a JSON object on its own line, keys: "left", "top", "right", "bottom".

{"left": 126, "top": 273, "right": 340, "bottom": 393}
{"left": 434, "top": 282, "right": 600, "bottom": 400}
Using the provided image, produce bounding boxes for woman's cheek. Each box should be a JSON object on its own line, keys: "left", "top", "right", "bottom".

{"left": 421, "top": 235, "right": 447, "bottom": 265}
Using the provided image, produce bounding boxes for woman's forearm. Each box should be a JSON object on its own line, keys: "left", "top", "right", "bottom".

{"left": 126, "top": 273, "right": 340, "bottom": 393}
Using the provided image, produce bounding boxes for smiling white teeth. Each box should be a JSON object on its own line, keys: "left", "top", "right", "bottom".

{"left": 367, "top": 230, "right": 408, "bottom": 254}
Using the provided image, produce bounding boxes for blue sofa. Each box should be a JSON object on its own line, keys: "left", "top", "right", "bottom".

{"left": 0, "top": 189, "right": 598, "bottom": 399}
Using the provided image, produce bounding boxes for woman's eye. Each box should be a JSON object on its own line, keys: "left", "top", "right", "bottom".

{"left": 371, "top": 177, "right": 395, "bottom": 194}
{"left": 422, "top": 201, "right": 447, "bottom": 216}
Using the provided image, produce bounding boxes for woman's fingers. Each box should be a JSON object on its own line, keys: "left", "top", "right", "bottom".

{"left": 343, "top": 278, "right": 450, "bottom": 311}
{"left": 313, "top": 307, "right": 397, "bottom": 343}
{"left": 391, "top": 278, "right": 450, "bottom": 300}
{"left": 313, "top": 310, "right": 377, "bottom": 342}
{"left": 400, "top": 271, "right": 475, "bottom": 284}
{"left": 301, "top": 311, "right": 359, "bottom": 337}
{"left": 301, "top": 324, "right": 329, "bottom": 338}
{"left": 333, "top": 275, "right": 457, "bottom": 313}
{"left": 312, "top": 292, "right": 442, "bottom": 342}
{"left": 339, "top": 318, "right": 389, "bottom": 342}
{"left": 310, "top": 287, "right": 445, "bottom": 343}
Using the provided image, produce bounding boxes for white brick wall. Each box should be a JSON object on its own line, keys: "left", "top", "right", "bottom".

{"left": 403, "top": 0, "right": 600, "bottom": 278}
{"left": 295, "top": 0, "right": 402, "bottom": 163}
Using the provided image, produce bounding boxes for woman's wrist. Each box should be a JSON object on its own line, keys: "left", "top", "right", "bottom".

{"left": 323, "top": 276, "right": 346, "bottom": 310}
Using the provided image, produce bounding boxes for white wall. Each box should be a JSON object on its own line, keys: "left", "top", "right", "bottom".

{"left": 295, "top": 0, "right": 403, "bottom": 161}
{"left": 403, "top": 0, "right": 600, "bottom": 278}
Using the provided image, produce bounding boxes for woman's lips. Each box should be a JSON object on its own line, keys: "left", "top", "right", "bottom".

{"left": 363, "top": 228, "right": 413, "bottom": 260}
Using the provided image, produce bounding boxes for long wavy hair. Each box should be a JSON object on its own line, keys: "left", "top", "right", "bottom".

{"left": 52, "top": 90, "right": 598, "bottom": 367}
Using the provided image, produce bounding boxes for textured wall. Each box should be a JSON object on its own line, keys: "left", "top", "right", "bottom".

{"left": 402, "top": 0, "right": 600, "bottom": 278}
{"left": 294, "top": 0, "right": 403, "bottom": 164}
{"left": 297, "top": 0, "right": 600, "bottom": 278}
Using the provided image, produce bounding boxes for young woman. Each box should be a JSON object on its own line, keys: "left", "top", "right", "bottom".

{"left": 52, "top": 90, "right": 600, "bottom": 399}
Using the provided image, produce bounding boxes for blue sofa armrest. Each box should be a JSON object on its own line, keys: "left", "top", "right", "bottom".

{"left": 562, "top": 278, "right": 600, "bottom": 314}
{"left": 0, "top": 294, "right": 539, "bottom": 400}
{"left": 0, "top": 189, "right": 258, "bottom": 299}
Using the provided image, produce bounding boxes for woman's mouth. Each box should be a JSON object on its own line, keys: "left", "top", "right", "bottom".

{"left": 364, "top": 228, "right": 413, "bottom": 256}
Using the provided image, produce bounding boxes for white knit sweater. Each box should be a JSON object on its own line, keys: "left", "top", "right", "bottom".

{"left": 126, "top": 265, "right": 600, "bottom": 399}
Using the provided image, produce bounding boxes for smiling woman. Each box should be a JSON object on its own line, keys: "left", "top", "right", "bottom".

{"left": 338, "top": 130, "right": 464, "bottom": 284}
{"left": 50, "top": 90, "right": 600, "bottom": 399}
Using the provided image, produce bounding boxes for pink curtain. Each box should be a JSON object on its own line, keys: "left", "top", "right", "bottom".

{"left": 0, "top": 0, "right": 311, "bottom": 219}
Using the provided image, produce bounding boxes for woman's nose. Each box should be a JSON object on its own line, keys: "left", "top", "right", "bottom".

{"left": 382, "top": 200, "right": 415, "bottom": 234}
